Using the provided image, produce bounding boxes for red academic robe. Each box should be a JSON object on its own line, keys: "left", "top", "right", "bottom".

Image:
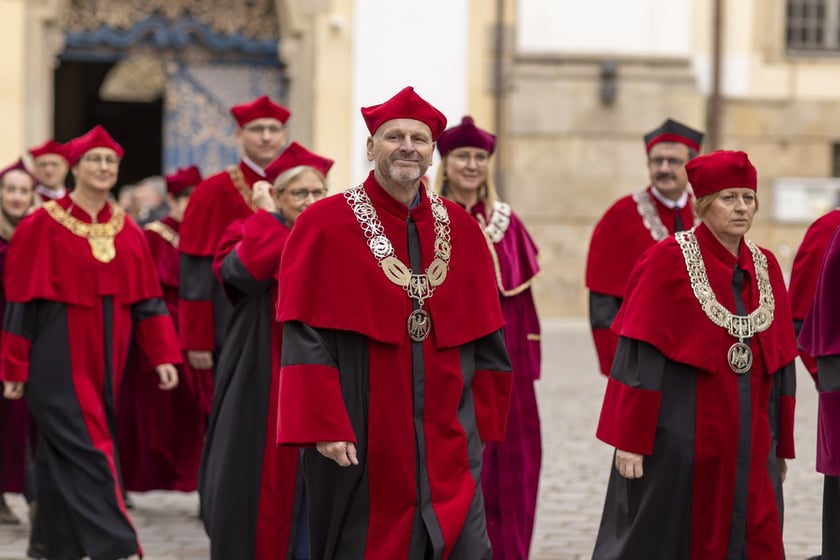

{"left": 198, "top": 210, "right": 303, "bottom": 560}
{"left": 585, "top": 186, "right": 695, "bottom": 375}
{"left": 179, "top": 161, "right": 260, "bottom": 355}
{"left": 788, "top": 209, "right": 840, "bottom": 380}
{"left": 116, "top": 216, "right": 211, "bottom": 492}
{"left": 276, "top": 173, "right": 513, "bottom": 560}
{"left": 0, "top": 196, "right": 181, "bottom": 559}
{"left": 594, "top": 223, "right": 797, "bottom": 559}
{"left": 466, "top": 199, "right": 541, "bottom": 560}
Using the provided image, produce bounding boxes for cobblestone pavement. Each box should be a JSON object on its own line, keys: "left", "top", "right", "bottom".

{"left": 0, "top": 320, "right": 824, "bottom": 559}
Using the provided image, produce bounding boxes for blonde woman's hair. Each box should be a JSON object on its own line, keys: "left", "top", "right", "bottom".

{"left": 273, "top": 165, "right": 328, "bottom": 192}
{"left": 433, "top": 154, "right": 498, "bottom": 209}
{"left": 0, "top": 171, "right": 39, "bottom": 241}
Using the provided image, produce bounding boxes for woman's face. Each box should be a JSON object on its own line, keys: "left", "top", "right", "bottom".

{"left": 273, "top": 168, "right": 327, "bottom": 225}
{"left": 444, "top": 147, "right": 490, "bottom": 195}
{"left": 0, "top": 170, "right": 34, "bottom": 220}
{"left": 701, "top": 188, "right": 757, "bottom": 245}
{"left": 72, "top": 148, "right": 120, "bottom": 193}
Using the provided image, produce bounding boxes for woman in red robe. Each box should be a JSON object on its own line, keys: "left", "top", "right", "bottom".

{"left": 434, "top": 116, "right": 541, "bottom": 560}
{"left": 593, "top": 150, "right": 797, "bottom": 559}
{"left": 0, "top": 125, "right": 181, "bottom": 560}
{"left": 0, "top": 159, "right": 39, "bottom": 524}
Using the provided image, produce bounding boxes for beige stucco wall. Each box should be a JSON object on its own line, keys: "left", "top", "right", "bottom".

{"left": 0, "top": 0, "right": 27, "bottom": 160}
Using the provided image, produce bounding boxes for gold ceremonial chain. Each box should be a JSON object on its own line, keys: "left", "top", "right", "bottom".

{"left": 484, "top": 200, "right": 511, "bottom": 243}
{"left": 144, "top": 220, "right": 179, "bottom": 249}
{"left": 675, "top": 229, "right": 775, "bottom": 374}
{"left": 44, "top": 200, "right": 125, "bottom": 263}
{"left": 344, "top": 184, "right": 452, "bottom": 342}
{"left": 226, "top": 166, "right": 257, "bottom": 211}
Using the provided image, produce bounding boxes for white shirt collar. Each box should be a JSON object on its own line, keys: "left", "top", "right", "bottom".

{"left": 650, "top": 186, "right": 689, "bottom": 209}
{"left": 241, "top": 156, "right": 266, "bottom": 178}
{"left": 36, "top": 184, "right": 66, "bottom": 200}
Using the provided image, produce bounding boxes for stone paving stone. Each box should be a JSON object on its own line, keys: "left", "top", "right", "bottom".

{"left": 0, "top": 319, "right": 825, "bottom": 559}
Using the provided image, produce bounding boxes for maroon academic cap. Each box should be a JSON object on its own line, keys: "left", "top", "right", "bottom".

{"left": 230, "top": 95, "right": 291, "bottom": 127}
{"left": 29, "top": 140, "right": 67, "bottom": 160}
{"left": 66, "top": 125, "right": 125, "bottom": 167}
{"left": 165, "top": 165, "right": 203, "bottom": 195}
{"left": 264, "top": 142, "right": 334, "bottom": 183}
{"left": 685, "top": 150, "right": 757, "bottom": 199}
{"left": 436, "top": 116, "right": 496, "bottom": 157}
{"left": 361, "top": 86, "right": 447, "bottom": 140}
{"left": 0, "top": 158, "right": 34, "bottom": 184}
{"left": 644, "top": 118, "right": 704, "bottom": 152}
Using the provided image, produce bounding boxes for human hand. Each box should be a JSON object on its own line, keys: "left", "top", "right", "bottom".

{"left": 778, "top": 458, "right": 787, "bottom": 483}
{"left": 615, "top": 449, "right": 644, "bottom": 479}
{"left": 187, "top": 351, "right": 213, "bottom": 370}
{"left": 2, "top": 381, "right": 23, "bottom": 400}
{"left": 252, "top": 180, "right": 277, "bottom": 212}
{"left": 316, "top": 441, "right": 359, "bottom": 467}
{"left": 155, "top": 364, "right": 179, "bottom": 390}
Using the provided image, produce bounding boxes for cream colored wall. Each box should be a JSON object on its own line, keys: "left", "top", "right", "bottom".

{"left": 0, "top": 0, "right": 27, "bottom": 161}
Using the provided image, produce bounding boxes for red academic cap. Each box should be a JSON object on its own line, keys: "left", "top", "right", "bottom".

{"left": 644, "top": 118, "right": 704, "bottom": 152}
{"left": 361, "top": 86, "right": 447, "bottom": 140}
{"left": 66, "top": 125, "right": 125, "bottom": 167}
{"left": 436, "top": 116, "right": 496, "bottom": 157}
{"left": 230, "top": 95, "right": 291, "bottom": 127}
{"left": 264, "top": 142, "right": 334, "bottom": 183}
{"left": 685, "top": 150, "right": 757, "bottom": 199}
{"left": 0, "top": 158, "right": 34, "bottom": 183}
{"left": 29, "top": 140, "right": 67, "bottom": 160}
{"left": 165, "top": 165, "right": 203, "bottom": 195}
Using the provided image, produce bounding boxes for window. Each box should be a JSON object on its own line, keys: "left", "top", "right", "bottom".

{"left": 786, "top": 0, "right": 840, "bottom": 52}
{"left": 833, "top": 142, "right": 840, "bottom": 177}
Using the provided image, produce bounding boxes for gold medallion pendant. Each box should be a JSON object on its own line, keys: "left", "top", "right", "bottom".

{"left": 44, "top": 200, "right": 125, "bottom": 263}
{"left": 727, "top": 341, "right": 753, "bottom": 374}
{"left": 407, "top": 309, "right": 432, "bottom": 342}
{"left": 88, "top": 235, "right": 117, "bottom": 263}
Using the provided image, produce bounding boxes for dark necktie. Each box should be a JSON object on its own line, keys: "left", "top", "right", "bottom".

{"left": 674, "top": 207, "right": 684, "bottom": 232}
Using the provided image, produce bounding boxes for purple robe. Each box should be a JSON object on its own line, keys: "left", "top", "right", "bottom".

{"left": 0, "top": 237, "right": 31, "bottom": 494}
{"left": 467, "top": 199, "right": 542, "bottom": 560}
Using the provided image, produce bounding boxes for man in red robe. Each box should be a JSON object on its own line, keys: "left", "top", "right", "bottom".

{"left": 586, "top": 118, "right": 704, "bottom": 375}
{"left": 28, "top": 139, "right": 69, "bottom": 202}
{"left": 788, "top": 207, "right": 840, "bottom": 380}
{"left": 0, "top": 125, "right": 181, "bottom": 560}
{"left": 276, "top": 86, "right": 513, "bottom": 560}
{"left": 117, "top": 165, "right": 211, "bottom": 493}
{"left": 179, "top": 95, "right": 290, "bottom": 375}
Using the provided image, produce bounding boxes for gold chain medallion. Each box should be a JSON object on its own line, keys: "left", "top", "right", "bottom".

{"left": 44, "top": 200, "right": 125, "bottom": 263}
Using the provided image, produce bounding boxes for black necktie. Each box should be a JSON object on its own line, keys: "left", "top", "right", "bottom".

{"left": 674, "top": 207, "right": 684, "bottom": 232}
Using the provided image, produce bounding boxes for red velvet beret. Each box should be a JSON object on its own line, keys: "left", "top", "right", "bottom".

{"left": 230, "top": 95, "right": 291, "bottom": 127}
{"left": 685, "top": 150, "right": 757, "bottom": 199}
{"left": 29, "top": 140, "right": 67, "bottom": 160}
{"left": 644, "top": 118, "right": 704, "bottom": 152}
{"left": 436, "top": 116, "right": 496, "bottom": 157}
{"left": 0, "top": 158, "right": 34, "bottom": 184}
{"left": 264, "top": 142, "right": 334, "bottom": 183}
{"left": 165, "top": 165, "right": 203, "bottom": 195}
{"left": 66, "top": 125, "right": 125, "bottom": 167}
{"left": 361, "top": 86, "right": 447, "bottom": 140}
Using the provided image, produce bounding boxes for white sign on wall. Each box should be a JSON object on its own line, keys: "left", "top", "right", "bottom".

{"left": 773, "top": 177, "right": 840, "bottom": 223}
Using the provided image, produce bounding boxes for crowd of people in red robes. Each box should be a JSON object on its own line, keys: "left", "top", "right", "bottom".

{"left": 0, "top": 88, "right": 543, "bottom": 560}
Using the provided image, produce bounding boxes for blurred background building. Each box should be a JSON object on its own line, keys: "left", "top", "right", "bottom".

{"left": 2, "top": 0, "right": 840, "bottom": 316}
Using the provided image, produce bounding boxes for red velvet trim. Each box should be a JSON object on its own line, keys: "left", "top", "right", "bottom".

{"left": 0, "top": 332, "right": 31, "bottom": 382}
{"left": 472, "top": 369, "right": 513, "bottom": 442}
{"left": 179, "top": 300, "right": 215, "bottom": 351}
{"left": 591, "top": 328, "right": 618, "bottom": 376}
{"left": 144, "top": 216, "right": 180, "bottom": 288}
{"left": 789, "top": 210, "right": 840, "bottom": 319}
{"left": 135, "top": 314, "right": 182, "bottom": 366}
{"left": 276, "top": 172, "right": 503, "bottom": 348}
{"left": 276, "top": 364, "right": 356, "bottom": 446}
{"left": 179, "top": 162, "right": 259, "bottom": 257}
{"left": 596, "top": 376, "right": 661, "bottom": 454}
{"left": 645, "top": 132, "right": 700, "bottom": 152}
{"left": 778, "top": 395, "right": 796, "bottom": 459}
{"left": 232, "top": 210, "right": 289, "bottom": 282}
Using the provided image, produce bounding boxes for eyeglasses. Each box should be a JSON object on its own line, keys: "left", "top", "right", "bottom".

{"left": 648, "top": 156, "right": 686, "bottom": 167}
{"left": 452, "top": 152, "right": 489, "bottom": 166}
{"left": 243, "top": 124, "right": 285, "bottom": 135}
{"left": 286, "top": 188, "right": 326, "bottom": 201}
{"left": 81, "top": 154, "right": 119, "bottom": 166}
